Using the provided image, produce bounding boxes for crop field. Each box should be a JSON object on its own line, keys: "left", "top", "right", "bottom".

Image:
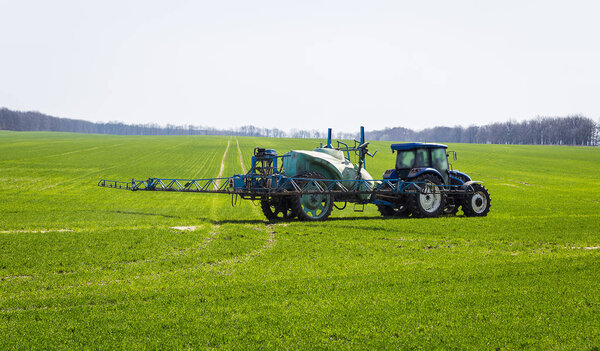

{"left": 1, "top": 131, "right": 599, "bottom": 349}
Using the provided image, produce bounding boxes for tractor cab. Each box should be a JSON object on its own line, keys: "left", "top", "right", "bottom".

{"left": 383, "top": 143, "right": 451, "bottom": 184}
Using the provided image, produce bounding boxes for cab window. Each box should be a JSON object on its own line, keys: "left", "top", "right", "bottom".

{"left": 415, "top": 149, "right": 430, "bottom": 167}
{"left": 431, "top": 148, "right": 449, "bottom": 173}
{"left": 396, "top": 150, "right": 415, "bottom": 169}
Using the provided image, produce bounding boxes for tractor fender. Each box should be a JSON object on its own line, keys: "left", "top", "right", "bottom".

{"left": 406, "top": 167, "right": 444, "bottom": 182}
{"left": 462, "top": 180, "right": 483, "bottom": 188}
{"left": 382, "top": 168, "right": 398, "bottom": 179}
{"left": 450, "top": 176, "right": 465, "bottom": 185}
{"left": 449, "top": 170, "right": 471, "bottom": 182}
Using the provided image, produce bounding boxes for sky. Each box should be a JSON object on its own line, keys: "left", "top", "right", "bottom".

{"left": 1, "top": 0, "right": 599, "bottom": 132}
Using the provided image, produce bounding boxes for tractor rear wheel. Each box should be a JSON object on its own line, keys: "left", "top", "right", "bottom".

{"left": 260, "top": 197, "right": 296, "bottom": 220}
{"left": 290, "top": 172, "right": 333, "bottom": 221}
{"left": 462, "top": 183, "right": 491, "bottom": 217}
{"left": 408, "top": 174, "right": 446, "bottom": 218}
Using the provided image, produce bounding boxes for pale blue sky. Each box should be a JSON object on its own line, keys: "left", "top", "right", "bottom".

{"left": 1, "top": 0, "right": 599, "bottom": 132}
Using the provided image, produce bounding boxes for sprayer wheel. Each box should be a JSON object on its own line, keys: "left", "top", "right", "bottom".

{"left": 290, "top": 172, "right": 333, "bottom": 221}
{"left": 260, "top": 196, "right": 296, "bottom": 221}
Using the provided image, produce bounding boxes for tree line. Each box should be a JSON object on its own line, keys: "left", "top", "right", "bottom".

{"left": 0, "top": 108, "right": 357, "bottom": 140}
{"left": 367, "top": 115, "right": 599, "bottom": 146}
{"left": 1, "top": 107, "right": 598, "bottom": 145}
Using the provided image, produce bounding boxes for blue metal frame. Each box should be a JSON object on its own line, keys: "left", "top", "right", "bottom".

{"left": 98, "top": 173, "right": 473, "bottom": 198}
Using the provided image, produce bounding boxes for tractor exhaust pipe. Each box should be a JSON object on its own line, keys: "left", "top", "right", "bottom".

{"left": 360, "top": 126, "right": 365, "bottom": 145}
{"left": 326, "top": 128, "right": 333, "bottom": 148}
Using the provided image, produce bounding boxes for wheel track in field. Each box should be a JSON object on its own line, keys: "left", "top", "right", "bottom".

{"left": 44, "top": 146, "right": 101, "bottom": 158}
{"left": 0, "top": 224, "right": 280, "bottom": 298}
{"left": 181, "top": 142, "right": 221, "bottom": 212}
{"left": 211, "top": 225, "right": 277, "bottom": 272}
{"left": 235, "top": 137, "right": 247, "bottom": 173}
{"left": 177, "top": 138, "right": 262, "bottom": 259}
{"left": 215, "top": 139, "right": 231, "bottom": 188}
{"left": 201, "top": 137, "right": 264, "bottom": 250}
{"left": 135, "top": 224, "right": 278, "bottom": 278}
{"left": 197, "top": 138, "right": 232, "bottom": 253}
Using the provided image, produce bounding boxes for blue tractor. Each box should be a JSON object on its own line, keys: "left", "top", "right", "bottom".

{"left": 375, "top": 142, "right": 491, "bottom": 218}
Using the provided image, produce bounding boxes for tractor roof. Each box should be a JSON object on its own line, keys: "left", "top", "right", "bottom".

{"left": 390, "top": 142, "right": 448, "bottom": 151}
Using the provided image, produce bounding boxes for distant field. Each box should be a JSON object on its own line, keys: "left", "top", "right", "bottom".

{"left": 1, "top": 131, "right": 599, "bottom": 349}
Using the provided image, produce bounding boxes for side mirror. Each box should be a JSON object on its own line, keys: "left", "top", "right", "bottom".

{"left": 447, "top": 151, "right": 457, "bottom": 161}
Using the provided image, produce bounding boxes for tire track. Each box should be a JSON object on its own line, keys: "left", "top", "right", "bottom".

{"left": 203, "top": 139, "right": 231, "bottom": 251}
{"left": 45, "top": 146, "right": 100, "bottom": 157}
{"left": 169, "top": 139, "right": 230, "bottom": 249}
{"left": 235, "top": 138, "right": 247, "bottom": 173}
{"left": 215, "top": 139, "right": 231, "bottom": 189}
{"left": 182, "top": 146, "right": 220, "bottom": 211}
{"left": 212, "top": 225, "right": 277, "bottom": 269}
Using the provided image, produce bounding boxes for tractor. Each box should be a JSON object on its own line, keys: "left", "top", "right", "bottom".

{"left": 374, "top": 143, "right": 491, "bottom": 218}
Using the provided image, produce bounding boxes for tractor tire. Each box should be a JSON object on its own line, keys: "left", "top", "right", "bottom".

{"left": 408, "top": 174, "right": 446, "bottom": 218}
{"left": 290, "top": 172, "right": 333, "bottom": 221}
{"left": 260, "top": 197, "right": 296, "bottom": 221}
{"left": 462, "top": 183, "right": 491, "bottom": 217}
{"left": 377, "top": 204, "right": 410, "bottom": 217}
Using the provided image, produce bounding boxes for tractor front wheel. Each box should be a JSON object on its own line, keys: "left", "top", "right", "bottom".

{"left": 462, "top": 183, "right": 491, "bottom": 217}
{"left": 408, "top": 174, "right": 446, "bottom": 218}
{"left": 291, "top": 172, "right": 333, "bottom": 221}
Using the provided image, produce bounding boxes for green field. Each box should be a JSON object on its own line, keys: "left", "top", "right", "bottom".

{"left": 1, "top": 131, "right": 599, "bottom": 349}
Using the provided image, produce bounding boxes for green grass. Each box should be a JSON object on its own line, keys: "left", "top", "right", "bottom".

{"left": 1, "top": 131, "right": 599, "bottom": 349}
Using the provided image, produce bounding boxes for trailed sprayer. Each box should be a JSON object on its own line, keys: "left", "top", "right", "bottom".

{"left": 98, "top": 127, "right": 491, "bottom": 221}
